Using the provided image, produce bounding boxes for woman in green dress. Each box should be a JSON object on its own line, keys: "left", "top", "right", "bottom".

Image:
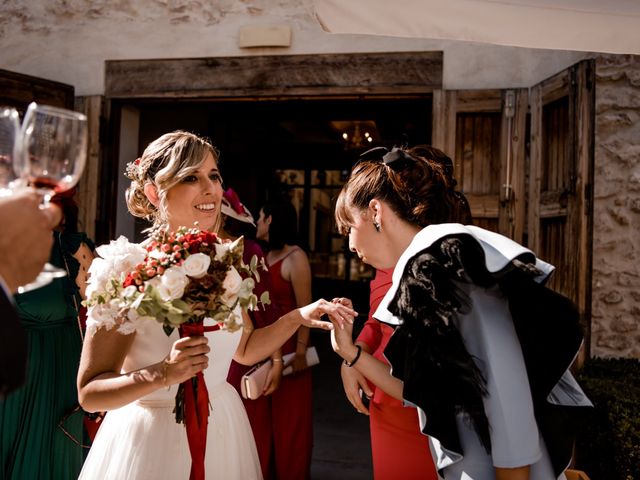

{"left": 0, "top": 192, "right": 94, "bottom": 479}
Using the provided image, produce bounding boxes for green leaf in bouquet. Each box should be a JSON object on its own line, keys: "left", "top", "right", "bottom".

{"left": 238, "top": 278, "right": 255, "bottom": 298}
{"left": 108, "top": 278, "right": 121, "bottom": 295}
{"left": 249, "top": 293, "right": 258, "bottom": 308}
{"left": 130, "top": 292, "right": 145, "bottom": 310}
{"left": 237, "top": 296, "right": 248, "bottom": 309}
{"left": 212, "top": 309, "right": 230, "bottom": 323}
{"left": 260, "top": 290, "right": 271, "bottom": 306}
{"left": 249, "top": 255, "right": 260, "bottom": 282}
{"left": 170, "top": 298, "right": 191, "bottom": 312}
{"left": 166, "top": 310, "right": 187, "bottom": 326}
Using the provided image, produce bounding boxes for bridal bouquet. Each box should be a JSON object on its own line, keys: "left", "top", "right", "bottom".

{"left": 85, "top": 227, "right": 268, "bottom": 335}
{"left": 84, "top": 226, "right": 268, "bottom": 480}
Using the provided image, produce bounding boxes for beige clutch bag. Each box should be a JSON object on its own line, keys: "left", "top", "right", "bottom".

{"left": 240, "top": 361, "right": 271, "bottom": 400}
{"left": 240, "top": 347, "right": 320, "bottom": 400}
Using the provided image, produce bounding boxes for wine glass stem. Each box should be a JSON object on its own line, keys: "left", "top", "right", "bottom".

{"left": 41, "top": 192, "right": 52, "bottom": 206}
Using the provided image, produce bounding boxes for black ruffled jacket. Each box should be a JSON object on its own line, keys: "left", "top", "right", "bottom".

{"left": 376, "top": 225, "right": 590, "bottom": 476}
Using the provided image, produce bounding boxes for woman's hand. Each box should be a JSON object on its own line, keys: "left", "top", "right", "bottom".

{"left": 328, "top": 298, "right": 357, "bottom": 361}
{"left": 332, "top": 297, "right": 354, "bottom": 310}
{"left": 297, "top": 298, "right": 357, "bottom": 330}
{"left": 162, "top": 336, "right": 210, "bottom": 386}
{"left": 263, "top": 361, "right": 283, "bottom": 395}
{"left": 341, "top": 361, "right": 372, "bottom": 415}
{"left": 289, "top": 352, "right": 309, "bottom": 374}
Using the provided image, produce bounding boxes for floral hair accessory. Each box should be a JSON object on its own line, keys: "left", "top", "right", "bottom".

{"left": 124, "top": 157, "right": 150, "bottom": 182}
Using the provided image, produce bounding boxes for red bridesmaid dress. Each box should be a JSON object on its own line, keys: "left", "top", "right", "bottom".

{"left": 226, "top": 239, "right": 278, "bottom": 479}
{"left": 357, "top": 268, "right": 438, "bottom": 480}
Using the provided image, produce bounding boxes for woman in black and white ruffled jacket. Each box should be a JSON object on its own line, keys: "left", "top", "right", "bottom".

{"left": 329, "top": 145, "right": 592, "bottom": 480}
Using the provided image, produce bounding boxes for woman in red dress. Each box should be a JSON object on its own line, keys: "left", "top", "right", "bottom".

{"left": 341, "top": 268, "right": 438, "bottom": 480}
{"left": 256, "top": 198, "right": 314, "bottom": 480}
{"left": 222, "top": 188, "right": 282, "bottom": 480}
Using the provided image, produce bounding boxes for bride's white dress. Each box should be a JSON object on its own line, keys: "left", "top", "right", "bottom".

{"left": 79, "top": 316, "right": 262, "bottom": 479}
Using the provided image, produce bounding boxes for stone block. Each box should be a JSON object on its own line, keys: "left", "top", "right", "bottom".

{"left": 601, "top": 289, "right": 623, "bottom": 304}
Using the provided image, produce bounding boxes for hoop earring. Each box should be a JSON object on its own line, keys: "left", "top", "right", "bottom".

{"left": 373, "top": 222, "right": 381, "bottom": 232}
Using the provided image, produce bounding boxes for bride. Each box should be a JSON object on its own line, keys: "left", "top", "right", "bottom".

{"left": 77, "top": 131, "right": 356, "bottom": 479}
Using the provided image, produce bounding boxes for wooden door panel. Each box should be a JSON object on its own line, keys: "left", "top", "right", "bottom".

{"left": 433, "top": 88, "right": 527, "bottom": 241}
{"left": 529, "top": 60, "right": 595, "bottom": 355}
{"left": 456, "top": 112, "right": 502, "bottom": 232}
{"left": 542, "top": 96, "right": 571, "bottom": 192}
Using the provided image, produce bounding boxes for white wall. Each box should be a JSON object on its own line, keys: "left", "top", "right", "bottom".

{"left": 0, "top": 0, "right": 588, "bottom": 95}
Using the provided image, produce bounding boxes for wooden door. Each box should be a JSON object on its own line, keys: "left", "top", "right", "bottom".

{"left": 529, "top": 60, "right": 595, "bottom": 351}
{"left": 432, "top": 88, "right": 528, "bottom": 242}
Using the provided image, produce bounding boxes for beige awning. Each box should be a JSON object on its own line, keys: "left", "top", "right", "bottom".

{"left": 314, "top": 0, "right": 640, "bottom": 54}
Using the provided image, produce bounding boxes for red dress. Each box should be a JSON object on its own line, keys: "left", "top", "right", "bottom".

{"left": 267, "top": 248, "right": 313, "bottom": 480}
{"left": 226, "top": 239, "right": 278, "bottom": 479}
{"left": 357, "top": 269, "right": 438, "bottom": 480}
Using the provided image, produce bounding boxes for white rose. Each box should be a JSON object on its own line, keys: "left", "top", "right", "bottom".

{"left": 221, "top": 267, "right": 243, "bottom": 307}
{"left": 95, "top": 236, "right": 147, "bottom": 274}
{"left": 182, "top": 253, "right": 211, "bottom": 278}
{"left": 86, "top": 257, "right": 114, "bottom": 296}
{"left": 159, "top": 266, "right": 189, "bottom": 301}
{"left": 88, "top": 237, "right": 147, "bottom": 298}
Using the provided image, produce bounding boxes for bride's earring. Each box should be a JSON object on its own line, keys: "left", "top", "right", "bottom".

{"left": 373, "top": 221, "right": 381, "bottom": 232}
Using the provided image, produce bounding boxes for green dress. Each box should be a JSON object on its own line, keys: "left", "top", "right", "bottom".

{"left": 0, "top": 231, "right": 93, "bottom": 480}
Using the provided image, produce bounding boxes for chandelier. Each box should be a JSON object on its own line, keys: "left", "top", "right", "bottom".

{"left": 330, "top": 120, "right": 378, "bottom": 151}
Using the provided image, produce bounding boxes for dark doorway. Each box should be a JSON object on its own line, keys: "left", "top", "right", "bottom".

{"left": 134, "top": 95, "right": 432, "bottom": 317}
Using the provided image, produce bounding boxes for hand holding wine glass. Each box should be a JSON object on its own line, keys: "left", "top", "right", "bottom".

{"left": 16, "top": 102, "right": 88, "bottom": 293}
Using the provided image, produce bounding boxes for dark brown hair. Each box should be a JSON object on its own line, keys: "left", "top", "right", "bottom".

{"left": 261, "top": 199, "right": 299, "bottom": 251}
{"left": 335, "top": 146, "right": 466, "bottom": 233}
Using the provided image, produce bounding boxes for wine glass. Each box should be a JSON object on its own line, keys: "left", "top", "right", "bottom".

{"left": 0, "top": 106, "right": 24, "bottom": 197}
{"left": 21, "top": 102, "right": 87, "bottom": 204}
{"left": 17, "top": 102, "right": 88, "bottom": 293}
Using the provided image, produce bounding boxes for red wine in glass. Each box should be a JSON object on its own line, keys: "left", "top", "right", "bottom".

{"left": 29, "top": 175, "right": 72, "bottom": 201}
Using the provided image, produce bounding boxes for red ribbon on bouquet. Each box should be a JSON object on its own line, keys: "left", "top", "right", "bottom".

{"left": 178, "top": 321, "right": 221, "bottom": 480}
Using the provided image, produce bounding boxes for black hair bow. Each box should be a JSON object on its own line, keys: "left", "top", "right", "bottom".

{"left": 359, "top": 146, "right": 415, "bottom": 169}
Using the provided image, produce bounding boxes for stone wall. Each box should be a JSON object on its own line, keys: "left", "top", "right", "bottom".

{"left": 592, "top": 54, "right": 640, "bottom": 358}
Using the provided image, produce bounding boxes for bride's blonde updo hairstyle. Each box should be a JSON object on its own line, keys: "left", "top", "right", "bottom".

{"left": 125, "top": 130, "right": 220, "bottom": 231}
{"left": 335, "top": 145, "right": 459, "bottom": 234}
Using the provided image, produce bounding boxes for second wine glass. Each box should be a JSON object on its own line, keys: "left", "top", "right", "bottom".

{"left": 0, "top": 106, "right": 24, "bottom": 196}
